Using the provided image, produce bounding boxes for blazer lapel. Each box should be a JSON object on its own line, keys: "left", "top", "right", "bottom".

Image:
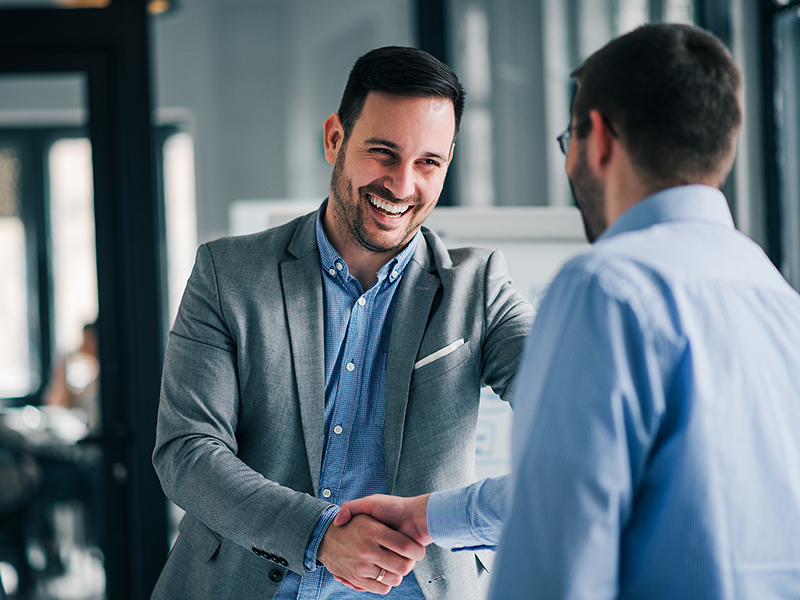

{"left": 384, "top": 238, "right": 440, "bottom": 494}
{"left": 281, "top": 215, "right": 326, "bottom": 495}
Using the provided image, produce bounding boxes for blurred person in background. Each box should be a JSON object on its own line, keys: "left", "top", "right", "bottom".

{"left": 45, "top": 322, "right": 100, "bottom": 435}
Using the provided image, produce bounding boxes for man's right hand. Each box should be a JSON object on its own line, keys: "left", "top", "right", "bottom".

{"left": 317, "top": 513, "right": 425, "bottom": 595}
{"left": 333, "top": 494, "right": 432, "bottom": 547}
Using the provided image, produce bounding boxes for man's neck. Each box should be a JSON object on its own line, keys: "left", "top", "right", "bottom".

{"left": 338, "top": 246, "right": 395, "bottom": 290}
{"left": 321, "top": 207, "right": 403, "bottom": 290}
{"left": 603, "top": 152, "right": 666, "bottom": 228}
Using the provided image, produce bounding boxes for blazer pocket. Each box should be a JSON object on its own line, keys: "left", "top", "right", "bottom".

{"left": 180, "top": 516, "right": 223, "bottom": 564}
{"left": 411, "top": 339, "right": 472, "bottom": 388}
{"left": 414, "top": 338, "right": 466, "bottom": 370}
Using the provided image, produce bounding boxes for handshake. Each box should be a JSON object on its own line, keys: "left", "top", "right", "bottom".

{"left": 316, "top": 493, "right": 432, "bottom": 595}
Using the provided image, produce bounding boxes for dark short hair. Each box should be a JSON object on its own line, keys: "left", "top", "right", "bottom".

{"left": 571, "top": 23, "right": 742, "bottom": 185}
{"left": 337, "top": 46, "right": 465, "bottom": 141}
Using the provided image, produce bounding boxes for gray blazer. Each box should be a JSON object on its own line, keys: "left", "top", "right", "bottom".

{"left": 152, "top": 210, "right": 534, "bottom": 599}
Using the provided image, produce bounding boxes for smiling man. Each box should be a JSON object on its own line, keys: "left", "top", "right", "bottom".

{"left": 322, "top": 91, "right": 455, "bottom": 288}
{"left": 151, "top": 46, "right": 533, "bottom": 600}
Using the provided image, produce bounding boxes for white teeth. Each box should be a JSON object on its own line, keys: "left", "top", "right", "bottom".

{"left": 368, "top": 195, "right": 410, "bottom": 215}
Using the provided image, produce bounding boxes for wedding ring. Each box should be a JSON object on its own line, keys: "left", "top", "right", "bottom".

{"left": 376, "top": 568, "right": 386, "bottom": 583}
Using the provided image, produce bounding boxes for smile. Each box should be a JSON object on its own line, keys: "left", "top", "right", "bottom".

{"left": 368, "top": 194, "right": 410, "bottom": 216}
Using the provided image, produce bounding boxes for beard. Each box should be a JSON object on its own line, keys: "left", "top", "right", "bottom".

{"left": 568, "top": 143, "right": 607, "bottom": 243}
{"left": 328, "top": 143, "right": 428, "bottom": 255}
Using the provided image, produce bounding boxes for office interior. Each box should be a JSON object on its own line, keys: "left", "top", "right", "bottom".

{"left": 0, "top": 0, "right": 797, "bottom": 597}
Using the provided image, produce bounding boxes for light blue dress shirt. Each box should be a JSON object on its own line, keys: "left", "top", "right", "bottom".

{"left": 492, "top": 185, "right": 800, "bottom": 599}
{"left": 428, "top": 475, "right": 510, "bottom": 550}
{"left": 276, "top": 203, "right": 425, "bottom": 600}
{"left": 432, "top": 185, "right": 800, "bottom": 599}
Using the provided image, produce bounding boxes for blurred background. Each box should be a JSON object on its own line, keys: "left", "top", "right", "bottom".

{"left": 0, "top": 0, "right": 797, "bottom": 597}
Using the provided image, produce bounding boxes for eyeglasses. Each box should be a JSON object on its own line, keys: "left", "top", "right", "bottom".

{"left": 556, "top": 114, "right": 618, "bottom": 155}
{"left": 556, "top": 116, "right": 591, "bottom": 155}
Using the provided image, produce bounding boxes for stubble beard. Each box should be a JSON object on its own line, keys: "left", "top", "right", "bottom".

{"left": 328, "top": 144, "right": 427, "bottom": 255}
{"left": 569, "top": 143, "right": 607, "bottom": 243}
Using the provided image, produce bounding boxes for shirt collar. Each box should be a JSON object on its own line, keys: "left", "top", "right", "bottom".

{"left": 597, "top": 184, "right": 735, "bottom": 243}
{"left": 315, "top": 199, "right": 420, "bottom": 285}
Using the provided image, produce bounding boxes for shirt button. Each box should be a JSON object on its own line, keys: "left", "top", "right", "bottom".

{"left": 335, "top": 261, "right": 343, "bottom": 271}
{"left": 391, "top": 270, "right": 399, "bottom": 279}
{"left": 333, "top": 425, "right": 343, "bottom": 435}
{"left": 346, "top": 362, "right": 355, "bottom": 372}
{"left": 328, "top": 268, "right": 336, "bottom": 276}
{"left": 358, "top": 297, "right": 366, "bottom": 306}
{"left": 322, "top": 488, "right": 332, "bottom": 498}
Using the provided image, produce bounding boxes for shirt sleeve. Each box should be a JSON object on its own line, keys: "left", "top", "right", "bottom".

{"left": 427, "top": 475, "right": 511, "bottom": 550}
{"left": 488, "top": 257, "right": 672, "bottom": 600}
{"left": 302, "top": 505, "right": 340, "bottom": 571}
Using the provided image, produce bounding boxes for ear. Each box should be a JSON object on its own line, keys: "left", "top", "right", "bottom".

{"left": 585, "top": 109, "right": 615, "bottom": 171}
{"left": 447, "top": 142, "right": 455, "bottom": 164}
{"left": 323, "top": 113, "right": 344, "bottom": 164}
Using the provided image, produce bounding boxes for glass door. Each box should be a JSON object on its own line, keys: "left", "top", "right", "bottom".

{"left": 0, "top": 73, "right": 106, "bottom": 600}
{"left": 0, "top": 5, "right": 169, "bottom": 598}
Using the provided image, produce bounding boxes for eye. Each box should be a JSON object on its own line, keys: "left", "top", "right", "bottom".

{"left": 371, "top": 147, "right": 395, "bottom": 159}
{"left": 419, "top": 158, "right": 441, "bottom": 168}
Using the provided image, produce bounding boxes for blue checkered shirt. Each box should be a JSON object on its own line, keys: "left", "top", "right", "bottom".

{"left": 275, "top": 202, "right": 426, "bottom": 599}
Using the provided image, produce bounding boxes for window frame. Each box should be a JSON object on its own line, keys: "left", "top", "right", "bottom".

{"left": 0, "top": 124, "right": 182, "bottom": 407}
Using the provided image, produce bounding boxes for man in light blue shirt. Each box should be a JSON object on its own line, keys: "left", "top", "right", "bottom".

{"left": 336, "top": 24, "right": 800, "bottom": 599}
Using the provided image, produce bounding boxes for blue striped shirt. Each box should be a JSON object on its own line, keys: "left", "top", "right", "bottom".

{"left": 276, "top": 202, "right": 426, "bottom": 599}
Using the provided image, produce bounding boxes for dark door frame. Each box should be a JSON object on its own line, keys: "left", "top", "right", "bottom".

{"left": 0, "top": 3, "right": 168, "bottom": 598}
{"left": 415, "top": 0, "right": 456, "bottom": 206}
{"left": 759, "top": 0, "right": 800, "bottom": 269}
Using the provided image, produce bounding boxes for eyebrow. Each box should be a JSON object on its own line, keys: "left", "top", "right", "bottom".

{"left": 364, "top": 137, "right": 449, "bottom": 163}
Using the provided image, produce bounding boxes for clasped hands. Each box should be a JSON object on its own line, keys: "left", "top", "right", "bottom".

{"left": 316, "top": 493, "right": 431, "bottom": 595}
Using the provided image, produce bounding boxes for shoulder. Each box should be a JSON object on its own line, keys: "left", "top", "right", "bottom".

{"left": 201, "top": 210, "right": 318, "bottom": 266}
{"left": 542, "top": 243, "right": 684, "bottom": 356}
{"left": 557, "top": 238, "right": 667, "bottom": 304}
{"left": 419, "top": 226, "right": 504, "bottom": 276}
{"left": 183, "top": 211, "right": 318, "bottom": 300}
{"left": 417, "top": 227, "right": 532, "bottom": 331}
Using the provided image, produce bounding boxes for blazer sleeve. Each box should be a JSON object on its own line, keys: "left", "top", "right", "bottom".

{"left": 152, "top": 243, "right": 332, "bottom": 576}
{"left": 480, "top": 250, "right": 536, "bottom": 403}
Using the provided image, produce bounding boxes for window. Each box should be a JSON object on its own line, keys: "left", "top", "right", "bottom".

{"left": 0, "top": 126, "right": 196, "bottom": 406}
{"left": 447, "top": 0, "right": 696, "bottom": 208}
{"left": 0, "top": 146, "right": 36, "bottom": 397}
{"left": 774, "top": 4, "right": 800, "bottom": 290}
{"left": 48, "top": 138, "right": 98, "bottom": 356}
{"left": 162, "top": 131, "right": 198, "bottom": 325}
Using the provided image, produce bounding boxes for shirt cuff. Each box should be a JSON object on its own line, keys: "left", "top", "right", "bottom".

{"left": 303, "top": 505, "right": 340, "bottom": 572}
{"left": 427, "top": 476, "right": 511, "bottom": 551}
{"left": 427, "top": 486, "right": 479, "bottom": 549}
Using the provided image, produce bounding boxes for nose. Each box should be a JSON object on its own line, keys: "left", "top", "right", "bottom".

{"left": 383, "top": 160, "right": 416, "bottom": 200}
